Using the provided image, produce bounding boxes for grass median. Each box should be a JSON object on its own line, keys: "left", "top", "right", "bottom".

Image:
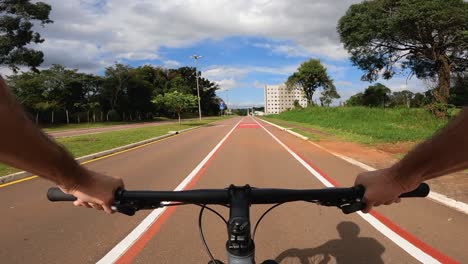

{"left": 0, "top": 116, "right": 228, "bottom": 177}
{"left": 262, "top": 107, "right": 450, "bottom": 144}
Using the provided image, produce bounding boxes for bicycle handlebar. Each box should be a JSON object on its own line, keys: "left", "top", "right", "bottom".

{"left": 47, "top": 183, "right": 430, "bottom": 214}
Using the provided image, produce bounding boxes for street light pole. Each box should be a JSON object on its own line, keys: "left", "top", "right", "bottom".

{"left": 226, "top": 89, "right": 229, "bottom": 115}
{"left": 191, "top": 54, "right": 202, "bottom": 120}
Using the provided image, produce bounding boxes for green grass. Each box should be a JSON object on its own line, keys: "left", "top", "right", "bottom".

{"left": 41, "top": 117, "right": 173, "bottom": 132}
{"left": 0, "top": 116, "right": 228, "bottom": 177}
{"left": 263, "top": 107, "right": 449, "bottom": 144}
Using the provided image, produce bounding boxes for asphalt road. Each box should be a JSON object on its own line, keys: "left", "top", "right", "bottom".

{"left": 47, "top": 119, "right": 194, "bottom": 138}
{"left": 1, "top": 117, "right": 466, "bottom": 264}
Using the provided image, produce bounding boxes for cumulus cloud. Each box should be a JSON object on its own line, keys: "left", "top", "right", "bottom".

{"left": 31, "top": 0, "right": 360, "bottom": 72}
{"left": 202, "top": 64, "right": 298, "bottom": 91}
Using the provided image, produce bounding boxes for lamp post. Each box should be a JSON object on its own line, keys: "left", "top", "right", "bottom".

{"left": 191, "top": 54, "right": 202, "bottom": 120}
{"left": 225, "top": 88, "right": 230, "bottom": 115}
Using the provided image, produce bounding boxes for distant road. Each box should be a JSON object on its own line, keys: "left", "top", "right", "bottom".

{"left": 47, "top": 119, "right": 193, "bottom": 138}
{"left": 1, "top": 117, "right": 466, "bottom": 263}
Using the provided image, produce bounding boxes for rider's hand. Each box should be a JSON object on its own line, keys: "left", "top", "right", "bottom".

{"left": 60, "top": 169, "right": 124, "bottom": 214}
{"left": 354, "top": 168, "right": 419, "bottom": 213}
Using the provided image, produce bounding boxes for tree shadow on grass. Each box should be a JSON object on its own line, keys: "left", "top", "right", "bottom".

{"left": 275, "top": 221, "right": 385, "bottom": 264}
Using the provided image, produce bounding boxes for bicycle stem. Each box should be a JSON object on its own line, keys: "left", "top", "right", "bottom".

{"left": 226, "top": 185, "right": 256, "bottom": 264}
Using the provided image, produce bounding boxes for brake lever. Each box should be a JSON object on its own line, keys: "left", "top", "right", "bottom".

{"left": 111, "top": 204, "right": 138, "bottom": 216}
{"left": 318, "top": 185, "right": 365, "bottom": 214}
{"left": 340, "top": 202, "right": 366, "bottom": 214}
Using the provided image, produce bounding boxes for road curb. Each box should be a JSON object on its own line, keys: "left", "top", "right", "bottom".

{"left": 258, "top": 118, "right": 309, "bottom": 140}
{"left": 0, "top": 124, "right": 204, "bottom": 185}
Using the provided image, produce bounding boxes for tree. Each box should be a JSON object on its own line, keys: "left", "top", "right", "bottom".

{"left": 390, "top": 90, "right": 414, "bottom": 107}
{"left": 286, "top": 59, "right": 335, "bottom": 105}
{"left": 293, "top": 99, "right": 302, "bottom": 109}
{"left": 40, "top": 65, "right": 78, "bottom": 123}
{"left": 103, "top": 63, "right": 133, "bottom": 111}
{"left": 346, "top": 92, "right": 364, "bottom": 106}
{"left": 362, "top": 83, "right": 392, "bottom": 107}
{"left": 8, "top": 71, "right": 45, "bottom": 123}
{"left": 0, "top": 0, "right": 53, "bottom": 72}
{"left": 319, "top": 86, "right": 341, "bottom": 107}
{"left": 338, "top": 0, "right": 468, "bottom": 104}
{"left": 152, "top": 91, "right": 197, "bottom": 124}
{"left": 449, "top": 74, "right": 468, "bottom": 107}
{"left": 410, "top": 92, "right": 428, "bottom": 107}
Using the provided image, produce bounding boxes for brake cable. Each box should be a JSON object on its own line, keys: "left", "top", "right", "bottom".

{"left": 196, "top": 204, "right": 227, "bottom": 263}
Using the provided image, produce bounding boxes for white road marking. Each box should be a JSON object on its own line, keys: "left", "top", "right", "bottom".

{"left": 97, "top": 118, "right": 242, "bottom": 264}
{"left": 253, "top": 117, "right": 441, "bottom": 264}
{"left": 263, "top": 118, "right": 468, "bottom": 216}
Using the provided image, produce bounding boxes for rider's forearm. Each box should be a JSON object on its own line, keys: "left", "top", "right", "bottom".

{"left": 389, "top": 108, "right": 468, "bottom": 188}
{"left": 0, "top": 76, "right": 84, "bottom": 189}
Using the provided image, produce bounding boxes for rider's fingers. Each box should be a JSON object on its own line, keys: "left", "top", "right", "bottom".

{"left": 362, "top": 200, "right": 374, "bottom": 213}
{"left": 102, "top": 204, "right": 114, "bottom": 214}
{"left": 89, "top": 203, "right": 104, "bottom": 210}
{"left": 74, "top": 200, "right": 92, "bottom": 208}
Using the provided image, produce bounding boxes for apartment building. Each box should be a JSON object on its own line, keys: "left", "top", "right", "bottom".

{"left": 264, "top": 84, "right": 308, "bottom": 114}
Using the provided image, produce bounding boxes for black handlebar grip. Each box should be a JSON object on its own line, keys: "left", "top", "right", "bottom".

{"left": 47, "top": 187, "right": 77, "bottom": 202}
{"left": 399, "top": 183, "right": 430, "bottom": 198}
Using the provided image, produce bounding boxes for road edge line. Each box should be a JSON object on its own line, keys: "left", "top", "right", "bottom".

{"left": 260, "top": 118, "right": 308, "bottom": 140}
{"left": 253, "top": 117, "right": 457, "bottom": 264}
{"left": 258, "top": 118, "right": 468, "bottom": 216}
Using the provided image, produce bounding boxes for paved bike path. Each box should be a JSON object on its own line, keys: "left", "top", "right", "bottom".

{"left": 0, "top": 118, "right": 241, "bottom": 264}
{"left": 0, "top": 116, "right": 466, "bottom": 263}
{"left": 130, "top": 116, "right": 466, "bottom": 263}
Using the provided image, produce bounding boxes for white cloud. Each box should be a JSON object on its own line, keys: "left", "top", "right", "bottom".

{"left": 202, "top": 64, "right": 298, "bottom": 91}
{"left": 203, "top": 66, "right": 249, "bottom": 80}
{"left": 215, "top": 79, "right": 238, "bottom": 91}
{"left": 31, "top": 0, "right": 360, "bottom": 72}
{"left": 163, "top": 60, "right": 181, "bottom": 68}
{"left": 379, "top": 77, "right": 427, "bottom": 93}
{"left": 253, "top": 43, "right": 311, "bottom": 58}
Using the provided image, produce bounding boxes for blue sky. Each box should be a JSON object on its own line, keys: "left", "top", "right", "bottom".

{"left": 7, "top": 0, "right": 426, "bottom": 108}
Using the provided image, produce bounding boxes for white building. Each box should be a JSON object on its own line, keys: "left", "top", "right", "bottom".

{"left": 264, "top": 84, "right": 308, "bottom": 114}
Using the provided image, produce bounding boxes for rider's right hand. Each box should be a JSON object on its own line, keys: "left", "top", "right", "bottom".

{"left": 59, "top": 169, "right": 124, "bottom": 214}
{"left": 354, "top": 168, "right": 419, "bottom": 213}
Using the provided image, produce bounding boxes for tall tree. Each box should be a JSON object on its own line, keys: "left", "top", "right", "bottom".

{"left": 319, "top": 86, "right": 341, "bottom": 107}
{"left": 8, "top": 71, "right": 45, "bottom": 123}
{"left": 411, "top": 92, "right": 429, "bottom": 107}
{"left": 363, "top": 83, "right": 392, "bottom": 107}
{"left": 449, "top": 74, "right": 468, "bottom": 107}
{"left": 103, "top": 63, "right": 132, "bottom": 111}
{"left": 338, "top": 0, "right": 468, "bottom": 104}
{"left": 0, "top": 0, "right": 53, "bottom": 72}
{"left": 390, "top": 90, "right": 414, "bottom": 107}
{"left": 346, "top": 92, "right": 365, "bottom": 106}
{"left": 286, "top": 59, "right": 335, "bottom": 104}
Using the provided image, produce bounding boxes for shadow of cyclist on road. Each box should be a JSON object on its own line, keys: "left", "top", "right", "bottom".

{"left": 274, "top": 221, "right": 384, "bottom": 264}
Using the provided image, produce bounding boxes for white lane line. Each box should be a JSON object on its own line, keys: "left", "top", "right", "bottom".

{"left": 261, "top": 118, "right": 468, "bottom": 216}
{"left": 308, "top": 139, "right": 468, "bottom": 216}
{"left": 97, "top": 118, "right": 243, "bottom": 264}
{"left": 252, "top": 117, "right": 442, "bottom": 264}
